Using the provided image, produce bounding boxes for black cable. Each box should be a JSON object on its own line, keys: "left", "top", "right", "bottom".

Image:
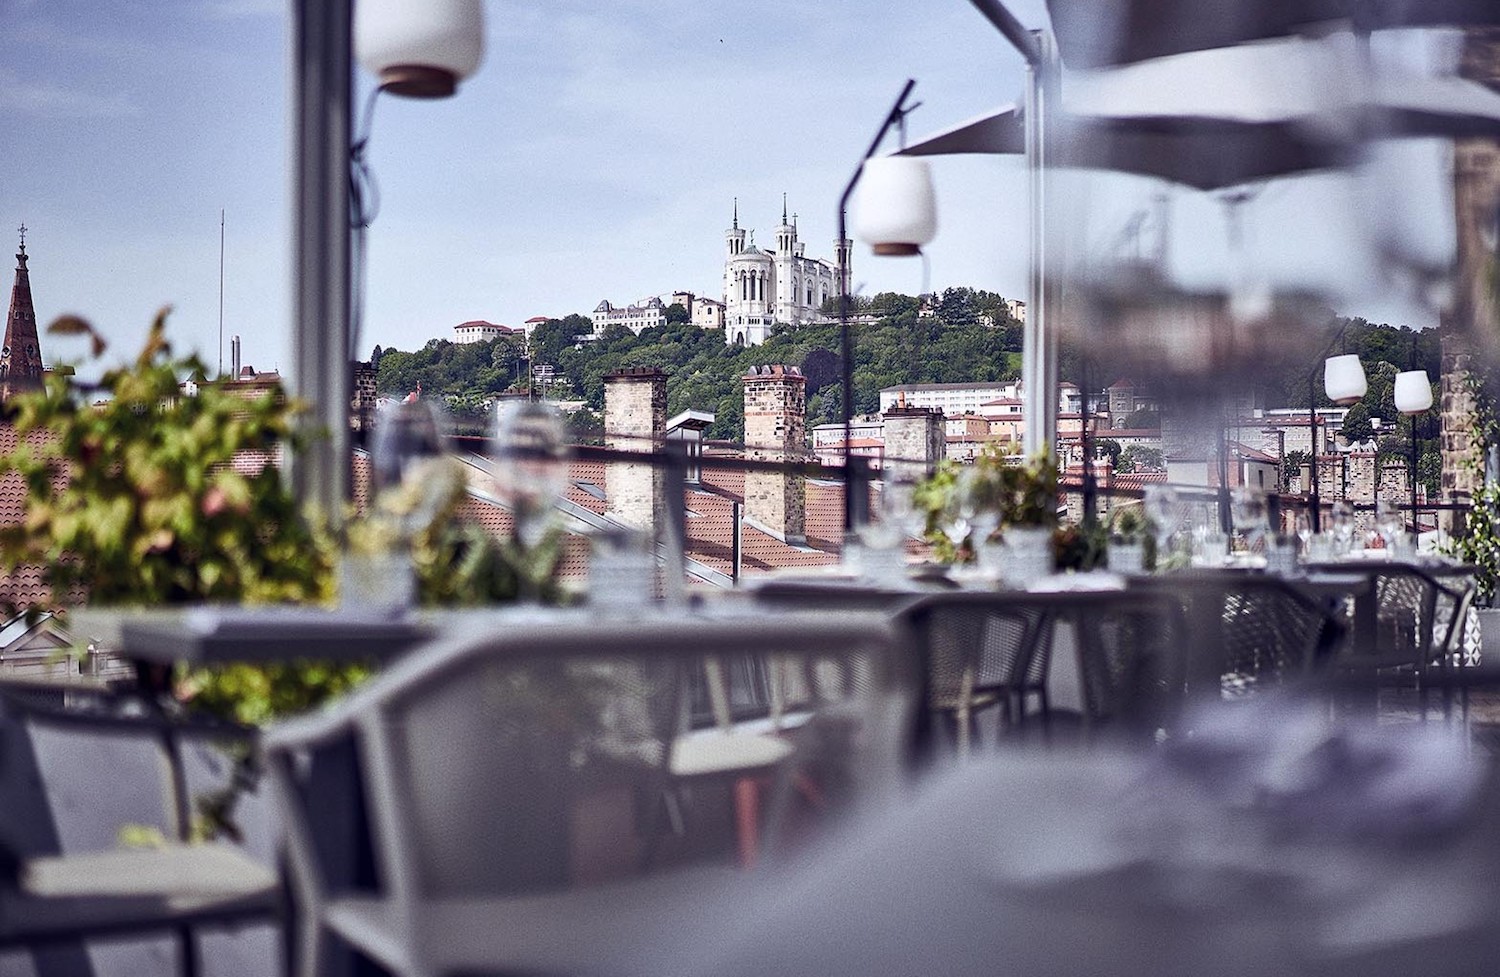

{"left": 348, "top": 85, "right": 383, "bottom": 364}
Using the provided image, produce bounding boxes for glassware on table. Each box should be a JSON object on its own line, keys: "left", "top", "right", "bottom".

{"left": 1143, "top": 484, "right": 1184, "bottom": 571}
{"left": 855, "top": 462, "right": 926, "bottom": 585}
{"left": 1230, "top": 487, "right": 1269, "bottom": 555}
{"left": 945, "top": 465, "right": 1001, "bottom": 570}
{"left": 1329, "top": 500, "right": 1357, "bottom": 558}
{"left": 490, "top": 400, "right": 570, "bottom": 598}
{"left": 1376, "top": 499, "right": 1410, "bottom": 558}
{"left": 350, "top": 399, "right": 456, "bottom": 611}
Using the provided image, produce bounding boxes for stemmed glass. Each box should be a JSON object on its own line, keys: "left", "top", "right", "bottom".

{"left": 944, "top": 466, "right": 1000, "bottom": 569}
{"left": 1143, "top": 485, "right": 1182, "bottom": 570}
{"left": 1231, "top": 487, "right": 1269, "bottom": 557}
{"left": 490, "top": 400, "right": 570, "bottom": 598}
{"left": 1376, "top": 499, "right": 1408, "bottom": 558}
{"left": 357, "top": 400, "right": 456, "bottom": 610}
{"left": 1329, "top": 501, "right": 1357, "bottom": 558}
{"left": 857, "top": 462, "right": 926, "bottom": 584}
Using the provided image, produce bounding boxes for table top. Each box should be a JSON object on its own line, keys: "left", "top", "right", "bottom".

{"left": 646, "top": 714, "right": 1500, "bottom": 977}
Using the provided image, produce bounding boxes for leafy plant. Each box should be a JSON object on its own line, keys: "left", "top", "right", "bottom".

{"left": 0, "top": 309, "right": 334, "bottom": 609}
{"left": 1442, "top": 482, "right": 1500, "bottom": 606}
{"left": 1108, "top": 505, "right": 1149, "bottom": 544}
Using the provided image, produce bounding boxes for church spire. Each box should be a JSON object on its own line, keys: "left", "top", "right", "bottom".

{"left": 2, "top": 224, "right": 45, "bottom": 402}
{"left": 782, "top": 193, "right": 788, "bottom": 224}
{"left": 732, "top": 197, "right": 738, "bottom": 230}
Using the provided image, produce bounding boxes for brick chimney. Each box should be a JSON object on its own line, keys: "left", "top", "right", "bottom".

{"left": 881, "top": 406, "right": 945, "bottom": 470}
{"left": 604, "top": 367, "right": 668, "bottom": 531}
{"left": 742, "top": 364, "right": 807, "bottom": 544}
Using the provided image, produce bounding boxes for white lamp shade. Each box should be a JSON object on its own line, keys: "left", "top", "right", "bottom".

{"left": 1323, "top": 354, "right": 1367, "bottom": 405}
{"left": 852, "top": 156, "right": 938, "bottom": 256}
{"left": 1394, "top": 370, "right": 1434, "bottom": 414}
{"left": 355, "top": 0, "right": 485, "bottom": 98}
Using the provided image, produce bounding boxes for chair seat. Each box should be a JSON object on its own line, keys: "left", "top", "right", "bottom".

{"left": 670, "top": 732, "right": 794, "bottom": 777}
{"left": 322, "top": 864, "right": 742, "bottom": 977}
{"left": 2, "top": 844, "right": 277, "bottom": 947}
{"left": 929, "top": 690, "right": 1003, "bottom": 713}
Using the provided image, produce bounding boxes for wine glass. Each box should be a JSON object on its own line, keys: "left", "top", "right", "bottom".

{"left": 1329, "top": 500, "right": 1357, "bottom": 557}
{"left": 1376, "top": 499, "right": 1408, "bottom": 558}
{"left": 1143, "top": 484, "right": 1181, "bottom": 569}
{"left": 490, "top": 400, "right": 570, "bottom": 551}
{"left": 356, "top": 399, "right": 455, "bottom": 610}
{"left": 1231, "top": 487, "right": 1269, "bottom": 556}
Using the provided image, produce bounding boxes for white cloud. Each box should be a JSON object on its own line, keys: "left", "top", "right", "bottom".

{"left": 0, "top": 68, "right": 139, "bottom": 119}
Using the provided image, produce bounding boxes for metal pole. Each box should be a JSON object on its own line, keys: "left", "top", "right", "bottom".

{"left": 291, "top": 0, "right": 353, "bottom": 525}
{"left": 1022, "top": 29, "right": 1060, "bottom": 458}
{"left": 1309, "top": 370, "right": 1321, "bottom": 533}
{"left": 838, "top": 79, "right": 917, "bottom": 537}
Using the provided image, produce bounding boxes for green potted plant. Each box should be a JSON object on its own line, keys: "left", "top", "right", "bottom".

{"left": 1107, "top": 505, "right": 1151, "bottom": 574}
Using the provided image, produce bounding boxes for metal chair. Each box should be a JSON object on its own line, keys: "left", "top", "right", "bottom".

{"left": 896, "top": 593, "right": 1052, "bottom": 757}
{"left": 0, "top": 679, "right": 276, "bottom": 977}
{"left": 263, "top": 610, "right": 911, "bottom": 977}
{"left": 1148, "top": 572, "right": 1338, "bottom": 705}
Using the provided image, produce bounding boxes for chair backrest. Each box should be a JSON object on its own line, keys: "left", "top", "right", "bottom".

{"left": 1432, "top": 576, "right": 1478, "bottom": 673}
{"left": 1160, "top": 573, "right": 1335, "bottom": 701}
{"left": 1364, "top": 566, "right": 1442, "bottom": 669}
{"left": 264, "top": 610, "right": 910, "bottom": 964}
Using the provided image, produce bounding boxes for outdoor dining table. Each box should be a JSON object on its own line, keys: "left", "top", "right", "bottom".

{"left": 641, "top": 701, "right": 1500, "bottom": 977}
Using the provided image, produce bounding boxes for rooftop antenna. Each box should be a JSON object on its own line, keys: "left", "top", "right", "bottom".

{"left": 218, "top": 210, "right": 225, "bottom": 378}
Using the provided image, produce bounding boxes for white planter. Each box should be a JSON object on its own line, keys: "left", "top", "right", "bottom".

{"left": 999, "top": 526, "right": 1054, "bottom": 589}
{"left": 1108, "top": 541, "right": 1147, "bottom": 575}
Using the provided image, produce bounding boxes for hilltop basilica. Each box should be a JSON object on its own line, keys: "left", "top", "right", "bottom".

{"left": 722, "top": 198, "right": 850, "bottom": 346}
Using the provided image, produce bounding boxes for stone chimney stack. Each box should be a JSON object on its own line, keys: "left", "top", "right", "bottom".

{"left": 604, "top": 367, "right": 668, "bottom": 531}
{"left": 881, "top": 406, "right": 945, "bottom": 471}
{"left": 742, "top": 364, "right": 807, "bottom": 544}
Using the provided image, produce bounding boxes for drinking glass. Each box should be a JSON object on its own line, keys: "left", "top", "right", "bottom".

{"left": 354, "top": 400, "right": 455, "bottom": 610}
{"left": 1329, "top": 501, "right": 1357, "bottom": 557}
{"left": 1231, "top": 487, "right": 1269, "bottom": 555}
{"left": 856, "top": 463, "right": 926, "bottom": 584}
{"left": 490, "top": 401, "right": 570, "bottom": 598}
{"left": 1376, "top": 499, "right": 1409, "bottom": 558}
{"left": 1143, "top": 484, "right": 1182, "bottom": 570}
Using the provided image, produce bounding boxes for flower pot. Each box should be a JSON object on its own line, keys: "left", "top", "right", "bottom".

{"left": 999, "top": 526, "right": 1054, "bottom": 590}
{"left": 1108, "top": 541, "right": 1147, "bottom": 575}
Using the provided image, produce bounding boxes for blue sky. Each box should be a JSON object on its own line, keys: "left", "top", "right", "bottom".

{"left": 0, "top": 0, "right": 1039, "bottom": 378}
{"left": 0, "top": 1, "right": 1456, "bottom": 382}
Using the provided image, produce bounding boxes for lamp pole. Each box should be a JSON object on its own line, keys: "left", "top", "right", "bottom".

{"left": 966, "top": 0, "right": 1060, "bottom": 458}
{"left": 1307, "top": 321, "right": 1360, "bottom": 534}
{"left": 291, "top": 0, "right": 353, "bottom": 524}
{"left": 838, "top": 78, "right": 919, "bottom": 536}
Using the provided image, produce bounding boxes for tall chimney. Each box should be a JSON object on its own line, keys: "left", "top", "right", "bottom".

{"left": 604, "top": 367, "right": 668, "bottom": 531}
{"left": 742, "top": 364, "right": 807, "bottom": 544}
{"left": 881, "top": 406, "right": 945, "bottom": 470}
{"left": 231, "top": 335, "right": 242, "bottom": 380}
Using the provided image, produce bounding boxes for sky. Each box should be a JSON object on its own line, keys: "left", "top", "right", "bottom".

{"left": 0, "top": 0, "right": 1461, "bottom": 384}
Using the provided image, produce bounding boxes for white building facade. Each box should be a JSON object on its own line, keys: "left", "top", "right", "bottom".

{"left": 592, "top": 296, "right": 667, "bottom": 335}
{"left": 723, "top": 199, "right": 849, "bottom": 346}
{"left": 452, "top": 320, "right": 518, "bottom": 344}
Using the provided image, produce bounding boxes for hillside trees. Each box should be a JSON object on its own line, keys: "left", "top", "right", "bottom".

{"left": 375, "top": 295, "right": 1025, "bottom": 442}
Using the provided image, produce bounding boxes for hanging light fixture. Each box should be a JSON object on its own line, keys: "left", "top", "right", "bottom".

{"left": 355, "top": 0, "right": 485, "bottom": 99}
{"left": 852, "top": 155, "right": 938, "bottom": 256}
{"left": 1394, "top": 370, "right": 1434, "bottom": 414}
{"left": 1323, "top": 354, "right": 1367, "bottom": 405}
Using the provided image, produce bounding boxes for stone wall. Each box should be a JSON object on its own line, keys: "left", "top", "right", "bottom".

{"left": 742, "top": 364, "right": 807, "bottom": 544}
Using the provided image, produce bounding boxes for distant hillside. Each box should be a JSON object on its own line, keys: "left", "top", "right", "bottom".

{"left": 375, "top": 288, "right": 1025, "bottom": 442}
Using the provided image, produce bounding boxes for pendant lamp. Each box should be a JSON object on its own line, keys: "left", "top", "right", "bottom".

{"left": 1394, "top": 370, "right": 1434, "bottom": 414}
{"left": 852, "top": 156, "right": 938, "bottom": 256}
{"left": 1323, "top": 354, "right": 1367, "bottom": 405}
{"left": 355, "top": 0, "right": 485, "bottom": 98}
